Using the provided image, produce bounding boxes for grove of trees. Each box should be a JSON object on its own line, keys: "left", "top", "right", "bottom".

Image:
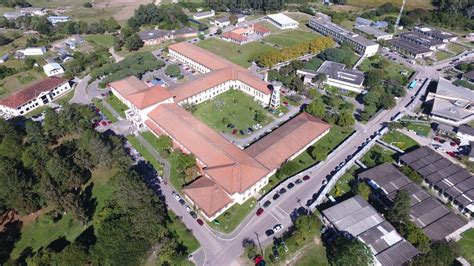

{"left": 127, "top": 4, "right": 189, "bottom": 30}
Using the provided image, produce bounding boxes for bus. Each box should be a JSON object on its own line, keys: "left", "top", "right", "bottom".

{"left": 408, "top": 80, "right": 417, "bottom": 90}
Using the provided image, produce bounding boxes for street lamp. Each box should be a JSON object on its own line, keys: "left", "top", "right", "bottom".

{"left": 254, "top": 232, "right": 264, "bottom": 256}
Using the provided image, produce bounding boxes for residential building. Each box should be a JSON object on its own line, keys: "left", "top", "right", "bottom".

{"left": 354, "top": 25, "right": 393, "bottom": 41}
{"left": 3, "top": 12, "right": 24, "bottom": 20}
{"left": 213, "top": 14, "right": 246, "bottom": 27}
{"left": 17, "top": 47, "right": 46, "bottom": 57}
{"left": 399, "top": 147, "right": 474, "bottom": 218}
{"left": 388, "top": 38, "right": 433, "bottom": 58}
{"left": 427, "top": 78, "right": 474, "bottom": 127}
{"left": 399, "top": 31, "right": 447, "bottom": 50}
{"left": 266, "top": 13, "right": 299, "bottom": 30}
{"left": 43, "top": 63, "right": 64, "bottom": 77}
{"left": 360, "top": 163, "right": 470, "bottom": 240}
{"left": 193, "top": 10, "right": 215, "bottom": 20}
{"left": 456, "top": 124, "right": 474, "bottom": 145}
{"left": 64, "top": 36, "right": 84, "bottom": 50}
{"left": 47, "top": 16, "right": 70, "bottom": 25}
{"left": 221, "top": 23, "right": 270, "bottom": 45}
{"left": 462, "top": 70, "right": 474, "bottom": 83}
{"left": 297, "top": 61, "right": 365, "bottom": 93}
{"left": 0, "top": 54, "right": 8, "bottom": 64}
{"left": 19, "top": 7, "right": 47, "bottom": 16}
{"left": 309, "top": 13, "right": 379, "bottom": 57}
{"left": 322, "top": 196, "right": 419, "bottom": 266}
{"left": 138, "top": 29, "right": 171, "bottom": 45}
{"left": 172, "top": 27, "right": 199, "bottom": 39}
{"left": 108, "top": 42, "right": 332, "bottom": 221}
{"left": 0, "top": 77, "right": 71, "bottom": 117}
{"left": 413, "top": 26, "right": 458, "bottom": 43}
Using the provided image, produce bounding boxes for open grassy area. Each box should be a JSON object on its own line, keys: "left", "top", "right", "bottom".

{"left": 329, "top": 166, "right": 359, "bottom": 197}
{"left": 435, "top": 50, "right": 453, "bottom": 61}
{"left": 55, "top": 90, "right": 75, "bottom": 106}
{"left": 405, "top": 122, "right": 431, "bottom": 137}
{"left": 0, "top": 70, "right": 46, "bottom": 99}
{"left": 264, "top": 30, "right": 322, "bottom": 48}
{"left": 64, "top": 6, "right": 120, "bottom": 23}
{"left": 85, "top": 34, "right": 115, "bottom": 48}
{"left": 362, "top": 144, "right": 397, "bottom": 168}
{"left": 358, "top": 55, "right": 414, "bottom": 84}
{"left": 105, "top": 94, "right": 128, "bottom": 118}
{"left": 346, "top": 0, "right": 434, "bottom": 10}
{"left": 382, "top": 130, "right": 420, "bottom": 151}
{"left": 459, "top": 228, "right": 474, "bottom": 264}
{"left": 193, "top": 89, "right": 274, "bottom": 136}
{"left": 197, "top": 38, "right": 276, "bottom": 67}
{"left": 448, "top": 43, "right": 469, "bottom": 54}
{"left": 263, "top": 126, "right": 354, "bottom": 192}
{"left": 208, "top": 198, "right": 256, "bottom": 233}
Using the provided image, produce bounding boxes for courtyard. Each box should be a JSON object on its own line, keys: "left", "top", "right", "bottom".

{"left": 192, "top": 89, "right": 275, "bottom": 138}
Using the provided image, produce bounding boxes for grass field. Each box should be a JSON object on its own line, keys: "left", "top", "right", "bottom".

{"left": 193, "top": 89, "right": 274, "bottom": 135}
{"left": 358, "top": 55, "right": 414, "bottom": 84}
{"left": 362, "top": 145, "right": 396, "bottom": 168}
{"left": 382, "top": 130, "right": 419, "bottom": 151}
{"left": 85, "top": 34, "right": 115, "bottom": 48}
{"left": 346, "top": 0, "right": 434, "bottom": 10}
{"left": 0, "top": 70, "right": 46, "bottom": 99}
{"left": 405, "top": 122, "right": 431, "bottom": 137}
{"left": 64, "top": 6, "right": 120, "bottom": 23}
{"left": 448, "top": 43, "right": 469, "bottom": 54}
{"left": 435, "top": 50, "right": 453, "bottom": 61}
{"left": 208, "top": 198, "right": 256, "bottom": 233}
{"left": 93, "top": 99, "right": 118, "bottom": 123}
{"left": 197, "top": 38, "right": 275, "bottom": 67}
{"left": 459, "top": 228, "right": 474, "bottom": 264}
{"left": 330, "top": 166, "right": 358, "bottom": 197}
{"left": 105, "top": 94, "right": 128, "bottom": 118}
{"left": 264, "top": 30, "right": 322, "bottom": 48}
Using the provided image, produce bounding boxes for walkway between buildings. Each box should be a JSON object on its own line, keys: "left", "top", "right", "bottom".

{"left": 376, "top": 139, "right": 405, "bottom": 154}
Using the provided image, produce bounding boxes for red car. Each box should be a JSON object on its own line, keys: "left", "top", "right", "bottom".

{"left": 447, "top": 151, "right": 456, "bottom": 158}
{"left": 256, "top": 208, "right": 264, "bottom": 216}
{"left": 303, "top": 175, "right": 310, "bottom": 181}
{"left": 232, "top": 129, "right": 238, "bottom": 135}
{"left": 100, "top": 121, "right": 107, "bottom": 126}
{"left": 450, "top": 141, "right": 457, "bottom": 147}
{"left": 196, "top": 218, "right": 204, "bottom": 226}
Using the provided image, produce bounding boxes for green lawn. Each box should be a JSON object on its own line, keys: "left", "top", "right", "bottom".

{"left": 264, "top": 30, "right": 322, "bottom": 48}
{"left": 85, "top": 34, "right": 115, "bottom": 48}
{"left": 448, "top": 43, "right": 468, "bottom": 54}
{"left": 0, "top": 70, "right": 46, "bottom": 99}
{"left": 168, "top": 211, "right": 200, "bottom": 253}
{"left": 362, "top": 145, "right": 396, "bottom": 168}
{"left": 63, "top": 6, "right": 120, "bottom": 23}
{"left": 168, "top": 152, "right": 185, "bottom": 193}
{"left": 105, "top": 94, "right": 128, "bottom": 118}
{"left": 263, "top": 126, "right": 354, "bottom": 192}
{"left": 405, "top": 122, "right": 431, "bottom": 137}
{"left": 330, "top": 166, "right": 358, "bottom": 197}
{"left": 93, "top": 99, "right": 118, "bottom": 123}
{"left": 55, "top": 90, "right": 75, "bottom": 106}
{"left": 459, "top": 228, "right": 474, "bottom": 264}
{"left": 193, "top": 89, "right": 274, "bottom": 136}
{"left": 127, "top": 135, "right": 164, "bottom": 174}
{"left": 208, "top": 197, "right": 256, "bottom": 233}
{"left": 197, "top": 38, "right": 276, "bottom": 67}
{"left": 358, "top": 55, "right": 414, "bottom": 85}
{"left": 382, "top": 130, "right": 420, "bottom": 151}
{"left": 435, "top": 50, "right": 453, "bottom": 61}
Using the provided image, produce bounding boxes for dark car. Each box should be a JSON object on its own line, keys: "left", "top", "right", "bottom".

{"left": 239, "top": 130, "right": 245, "bottom": 135}
{"left": 179, "top": 199, "right": 186, "bottom": 205}
{"left": 303, "top": 175, "right": 310, "bottom": 181}
{"left": 287, "top": 182, "right": 294, "bottom": 189}
{"left": 272, "top": 193, "right": 280, "bottom": 200}
{"left": 248, "top": 127, "right": 253, "bottom": 132}
{"left": 227, "top": 124, "right": 234, "bottom": 129}
{"left": 256, "top": 207, "right": 264, "bottom": 216}
{"left": 306, "top": 199, "right": 314, "bottom": 207}
{"left": 265, "top": 229, "right": 274, "bottom": 237}
{"left": 190, "top": 211, "right": 198, "bottom": 219}
{"left": 263, "top": 200, "right": 271, "bottom": 208}
{"left": 196, "top": 218, "right": 204, "bottom": 226}
{"left": 279, "top": 188, "right": 287, "bottom": 194}
{"left": 295, "top": 179, "right": 302, "bottom": 184}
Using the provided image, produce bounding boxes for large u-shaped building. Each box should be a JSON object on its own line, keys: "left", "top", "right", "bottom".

{"left": 109, "top": 42, "right": 331, "bottom": 221}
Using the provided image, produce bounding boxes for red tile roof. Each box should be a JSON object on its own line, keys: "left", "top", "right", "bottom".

{"left": 0, "top": 76, "right": 68, "bottom": 109}
{"left": 223, "top": 31, "right": 248, "bottom": 42}
{"left": 127, "top": 85, "right": 173, "bottom": 109}
{"left": 183, "top": 177, "right": 232, "bottom": 218}
{"left": 168, "top": 42, "right": 234, "bottom": 71}
{"left": 108, "top": 76, "right": 149, "bottom": 97}
{"left": 147, "top": 103, "right": 269, "bottom": 195}
{"left": 245, "top": 113, "right": 331, "bottom": 170}
{"left": 253, "top": 23, "right": 270, "bottom": 34}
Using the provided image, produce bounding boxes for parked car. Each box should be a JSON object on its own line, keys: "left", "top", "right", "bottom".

{"left": 279, "top": 188, "right": 287, "bottom": 194}
{"left": 303, "top": 175, "right": 310, "bottom": 181}
{"left": 232, "top": 129, "right": 238, "bottom": 135}
{"left": 184, "top": 205, "right": 192, "bottom": 212}
{"left": 239, "top": 130, "right": 245, "bottom": 135}
{"left": 179, "top": 199, "right": 186, "bottom": 205}
{"left": 272, "top": 193, "right": 280, "bottom": 200}
{"left": 295, "top": 179, "right": 302, "bottom": 184}
{"left": 263, "top": 200, "right": 271, "bottom": 208}
{"left": 273, "top": 224, "right": 283, "bottom": 232}
{"left": 256, "top": 208, "right": 264, "bottom": 216}
{"left": 287, "top": 182, "right": 294, "bottom": 189}
{"left": 197, "top": 218, "right": 204, "bottom": 226}
{"left": 265, "top": 229, "right": 274, "bottom": 236}
{"left": 190, "top": 211, "right": 198, "bottom": 219}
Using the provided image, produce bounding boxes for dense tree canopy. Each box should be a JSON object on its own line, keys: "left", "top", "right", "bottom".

{"left": 128, "top": 4, "right": 188, "bottom": 30}
{"left": 326, "top": 235, "right": 373, "bottom": 266}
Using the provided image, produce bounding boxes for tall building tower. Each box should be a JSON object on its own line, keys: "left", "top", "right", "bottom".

{"left": 270, "top": 81, "right": 281, "bottom": 109}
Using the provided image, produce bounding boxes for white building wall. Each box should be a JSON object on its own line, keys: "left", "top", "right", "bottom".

{"left": 326, "top": 78, "right": 364, "bottom": 93}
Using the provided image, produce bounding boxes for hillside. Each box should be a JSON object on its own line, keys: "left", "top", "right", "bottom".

{"left": 346, "top": 0, "right": 434, "bottom": 10}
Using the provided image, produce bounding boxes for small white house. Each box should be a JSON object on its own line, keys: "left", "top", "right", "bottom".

{"left": 19, "top": 47, "right": 46, "bottom": 56}
{"left": 193, "top": 10, "right": 215, "bottom": 20}
{"left": 43, "top": 63, "right": 64, "bottom": 77}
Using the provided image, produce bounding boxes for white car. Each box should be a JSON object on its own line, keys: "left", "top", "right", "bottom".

{"left": 273, "top": 224, "right": 283, "bottom": 232}
{"left": 157, "top": 176, "right": 164, "bottom": 182}
{"left": 184, "top": 205, "right": 192, "bottom": 212}
{"left": 173, "top": 194, "right": 181, "bottom": 201}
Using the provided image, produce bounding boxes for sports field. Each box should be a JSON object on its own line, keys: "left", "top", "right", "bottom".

{"left": 264, "top": 30, "right": 322, "bottom": 47}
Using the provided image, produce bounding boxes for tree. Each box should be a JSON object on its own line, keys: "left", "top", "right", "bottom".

{"left": 276, "top": 161, "right": 299, "bottom": 178}
{"left": 253, "top": 110, "right": 266, "bottom": 123}
{"left": 83, "top": 2, "right": 92, "bottom": 8}
{"left": 309, "top": 145, "right": 327, "bottom": 161}
{"left": 326, "top": 235, "right": 373, "bottom": 266}
{"left": 229, "top": 14, "right": 238, "bottom": 25}
{"left": 105, "top": 17, "right": 121, "bottom": 32}
{"left": 352, "top": 182, "right": 371, "bottom": 201}
{"left": 399, "top": 221, "right": 431, "bottom": 253}
{"left": 289, "top": 76, "right": 304, "bottom": 92}
{"left": 305, "top": 99, "right": 325, "bottom": 118}
{"left": 413, "top": 241, "right": 459, "bottom": 265}
{"left": 165, "top": 64, "right": 181, "bottom": 78}
{"left": 124, "top": 33, "right": 144, "bottom": 51}
{"left": 337, "top": 111, "right": 355, "bottom": 127}
{"left": 386, "top": 189, "right": 411, "bottom": 224}
{"left": 216, "top": 28, "right": 222, "bottom": 35}
{"left": 242, "top": 238, "right": 257, "bottom": 259}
